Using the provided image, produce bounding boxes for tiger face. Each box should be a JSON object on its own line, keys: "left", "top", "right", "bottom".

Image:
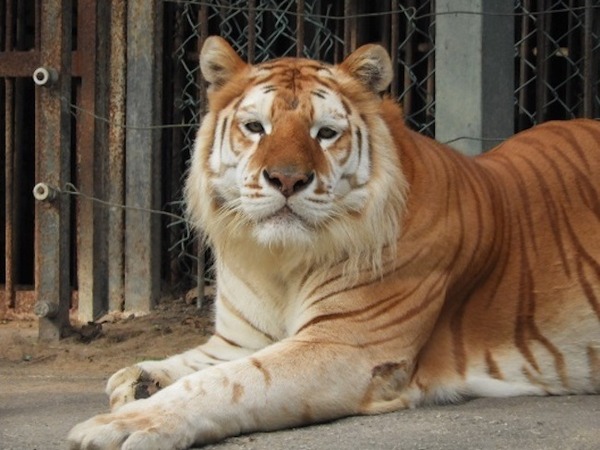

{"left": 187, "top": 37, "right": 406, "bottom": 264}
{"left": 226, "top": 78, "right": 366, "bottom": 246}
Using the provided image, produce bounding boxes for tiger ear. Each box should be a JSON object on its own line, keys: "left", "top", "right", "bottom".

{"left": 200, "top": 36, "right": 247, "bottom": 89}
{"left": 339, "top": 44, "right": 393, "bottom": 93}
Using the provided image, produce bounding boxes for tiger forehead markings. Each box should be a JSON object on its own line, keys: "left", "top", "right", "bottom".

{"left": 69, "top": 36, "right": 600, "bottom": 450}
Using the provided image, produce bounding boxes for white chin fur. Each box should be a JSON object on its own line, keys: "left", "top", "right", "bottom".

{"left": 252, "top": 214, "right": 315, "bottom": 247}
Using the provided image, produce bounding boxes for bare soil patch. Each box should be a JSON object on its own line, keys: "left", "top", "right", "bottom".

{"left": 0, "top": 293, "right": 214, "bottom": 379}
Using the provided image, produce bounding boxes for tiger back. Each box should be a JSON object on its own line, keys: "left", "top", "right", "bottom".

{"left": 68, "top": 37, "right": 600, "bottom": 450}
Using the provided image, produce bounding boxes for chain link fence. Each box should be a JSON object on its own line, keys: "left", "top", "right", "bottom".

{"left": 162, "top": 0, "right": 599, "bottom": 292}
{"left": 515, "top": 0, "right": 600, "bottom": 129}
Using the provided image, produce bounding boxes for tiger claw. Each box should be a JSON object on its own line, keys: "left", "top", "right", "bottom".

{"left": 106, "top": 365, "right": 171, "bottom": 411}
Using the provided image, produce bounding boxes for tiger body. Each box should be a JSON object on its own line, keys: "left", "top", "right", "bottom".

{"left": 69, "top": 37, "right": 600, "bottom": 449}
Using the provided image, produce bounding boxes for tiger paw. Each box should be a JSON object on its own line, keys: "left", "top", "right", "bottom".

{"left": 67, "top": 401, "right": 195, "bottom": 450}
{"left": 106, "top": 363, "right": 174, "bottom": 411}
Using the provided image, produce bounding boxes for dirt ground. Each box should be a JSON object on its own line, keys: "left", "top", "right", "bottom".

{"left": 0, "top": 293, "right": 215, "bottom": 379}
{"left": 1, "top": 294, "right": 599, "bottom": 450}
{"left": 0, "top": 293, "right": 215, "bottom": 449}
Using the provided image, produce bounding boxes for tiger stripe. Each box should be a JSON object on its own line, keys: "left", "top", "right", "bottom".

{"left": 69, "top": 37, "right": 600, "bottom": 450}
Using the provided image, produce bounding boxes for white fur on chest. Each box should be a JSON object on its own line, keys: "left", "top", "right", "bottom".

{"left": 215, "top": 243, "right": 310, "bottom": 344}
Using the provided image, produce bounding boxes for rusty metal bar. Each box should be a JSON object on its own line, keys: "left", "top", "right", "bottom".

{"left": 247, "top": 0, "right": 256, "bottom": 63}
{"left": 198, "top": 2, "right": 209, "bottom": 77}
{"left": 166, "top": 3, "right": 183, "bottom": 289}
{"left": 4, "top": 78, "right": 15, "bottom": 311}
{"left": 35, "top": 0, "right": 73, "bottom": 340}
{"left": 0, "top": 53, "right": 41, "bottom": 77}
{"left": 35, "top": 0, "right": 41, "bottom": 49}
{"left": 219, "top": 1, "right": 229, "bottom": 38}
{"left": 198, "top": 3, "right": 209, "bottom": 113}
{"left": 0, "top": 290, "right": 36, "bottom": 317}
{"left": 75, "top": 0, "right": 95, "bottom": 321}
{"left": 76, "top": 0, "right": 109, "bottom": 322}
{"left": 194, "top": 1, "right": 209, "bottom": 309}
{"left": 333, "top": 2, "right": 343, "bottom": 63}
{"left": 4, "top": 0, "right": 16, "bottom": 312}
{"left": 296, "top": 0, "right": 305, "bottom": 57}
{"left": 124, "top": 0, "right": 163, "bottom": 312}
{"left": 4, "top": 0, "right": 14, "bottom": 51}
{"left": 565, "top": 0, "right": 575, "bottom": 115}
{"left": 0, "top": 51, "right": 87, "bottom": 77}
{"left": 344, "top": 0, "right": 357, "bottom": 54}
{"left": 199, "top": 2, "right": 209, "bottom": 47}
{"left": 583, "top": 0, "right": 593, "bottom": 118}
{"left": 390, "top": 0, "right": 399, "bottom": 98}
{"left": 107, "top": 0, "right": 126, "bottom": 312}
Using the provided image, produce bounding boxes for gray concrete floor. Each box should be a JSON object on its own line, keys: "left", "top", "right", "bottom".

{"left": 1, "top": 371, "right": 599, "bottom": 450}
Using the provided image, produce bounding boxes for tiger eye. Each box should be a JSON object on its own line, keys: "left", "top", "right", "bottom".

{"left": 317, "top": 127, "right": 338, "bottom": 140}
{"left": 244, "top": 121, "right": 265, "bottom": 134}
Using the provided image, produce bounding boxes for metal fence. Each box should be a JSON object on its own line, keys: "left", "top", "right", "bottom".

{"left": 515, "top": 0, "right": 600, "bottom": 128}
{"left": 1, "top": 0, "right": 599, "bottom": 339}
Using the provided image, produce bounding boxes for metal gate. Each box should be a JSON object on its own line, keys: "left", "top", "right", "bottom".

{"left": 1, "top": 0, "right": 77, "bottom": 340}
{"left": 0, "top": 0, "right": 126, "bottom": 340}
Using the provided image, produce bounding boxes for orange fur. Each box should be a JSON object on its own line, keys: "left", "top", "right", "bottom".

{"left": 68, "top": 37, "right": 600, "bottom": 450}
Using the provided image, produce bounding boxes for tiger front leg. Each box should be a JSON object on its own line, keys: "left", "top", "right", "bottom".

{"left": 106, "top": 334, "right": 255, "bottom": 411}
{"left": 69, "top": 338, "right": 414, "bottom": 450}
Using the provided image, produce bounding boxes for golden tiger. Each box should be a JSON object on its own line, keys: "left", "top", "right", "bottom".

{"left": 69, "top": 36, "right": 600, "bottom": 449}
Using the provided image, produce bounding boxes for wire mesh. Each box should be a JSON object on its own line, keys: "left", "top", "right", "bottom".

{"left": 515, "top": 0, "right": 600, "bottom": 129}
{"left": 162, "top": 0, "right": 600, "bottom": 292}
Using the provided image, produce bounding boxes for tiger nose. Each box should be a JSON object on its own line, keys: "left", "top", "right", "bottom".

{"left": 263, "top": 168, "right": 315, "bottom": 197}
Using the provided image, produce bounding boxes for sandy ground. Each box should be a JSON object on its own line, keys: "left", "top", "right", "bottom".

{"left": 1, "top": 297, "right": 599, "bottom": 450}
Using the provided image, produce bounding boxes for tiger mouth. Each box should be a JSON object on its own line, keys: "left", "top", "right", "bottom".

{"left": 265, "top": 205, "right": 298, "bottom": 219}
{"left": 259, "top": 205, "right": 309, "bottom": 226}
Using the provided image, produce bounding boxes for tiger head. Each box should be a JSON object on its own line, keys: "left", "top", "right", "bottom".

{"left": 185, "top": 37, "right": 408, "bottom": 271}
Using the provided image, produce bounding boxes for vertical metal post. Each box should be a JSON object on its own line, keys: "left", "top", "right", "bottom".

{"left": 344, "top": 0, "right": 357, "bottom": 54}
{"left": 124, "top": 0, "right": 162, "bottom": 312}
{"left": 4, "top": 78, "right": 15, "bottom": 311}
{"left": 435, "top": 0, "right": 514, "bottom": 154}
{"left": 582, "top": 0, "right": 594, "bottom": 118}
{"left": 76, "top": 0, "right": 108, "bottom": 322}
{"left": 535, "top": 0, "right": 549, "bottom": 123}
{"left": 247, "top": 0, "right": 256, "bottom": 63}
{"left": 565, "top": 0, "right": 576, "bottom": 114}
{"left": 35, "top": 0, "right": 73, "bottom": 340}
{"left": 195, "top": 4, "right": 209, "bottom": 310}
{"left": 107, "top": 0, "right": 127, "bottom": 313}
{"left": 296, "top": 0, "right": 305, "bottom": 58}
{"left": 389, "top": 0, "right": 399, "bottom": 98}
{"left": 4, "top": 0, "right": 16, "bottom": 314}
